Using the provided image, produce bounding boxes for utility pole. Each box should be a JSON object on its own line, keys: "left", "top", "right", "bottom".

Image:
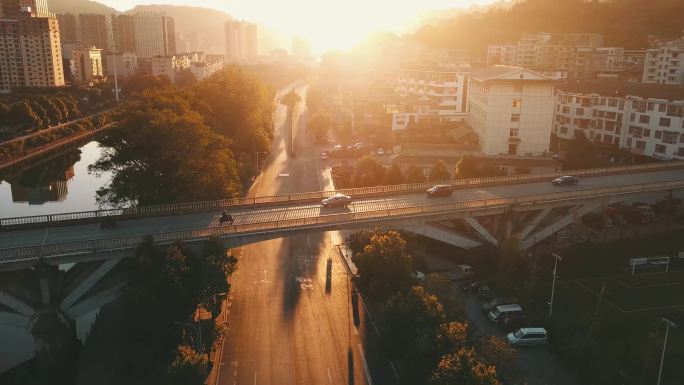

{"left": 657, "top": 317, "right": 676, "bottom": 385}
{"left": 549, "top": 253, "right": 562, "bottom": 318}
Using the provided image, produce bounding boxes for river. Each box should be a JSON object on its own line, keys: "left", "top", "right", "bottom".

{"left": 0, "top": 141, "right": 112, "bottom": 218}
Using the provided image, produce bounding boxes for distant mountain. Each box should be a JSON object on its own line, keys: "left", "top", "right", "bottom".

{"left": 48, "top": 0, "right": 119, "bottom": 15}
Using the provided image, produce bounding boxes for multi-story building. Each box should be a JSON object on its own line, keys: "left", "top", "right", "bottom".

{"left": 104, "top": 51, "right": 137, "bottom": 77}
{"left": 516, "top": 33, "right": 551, "bottom": 68}
{"left": 642, "top": 37, "right": 684, "bottom": 85}
{"left": 72, "top": 46, "right": 102, "bottom": 83}
{"left": 393, "top": 62, "right": 471, "bottom": 131}
{"left": 559, "top": 33, "right": 604, "bottom": 49}
{"left": 486, "top": 44, "right": 517, "bottom": 66}
{"left": 224, "top": 20, "right": 257, "bottom": 62}
{"left": 111, "top": 14, "right": 135, "bottom": 53}
{"left": 134, "top": 12, "right": 175, "bottom": 59}
{"left": 467, "top": 66, "right": 556, "bottom": 156}
{"left": 151, "top": 52, "right": 220, "bottom": 83}
{"left": 78, "top": 13, "right": 109, "bottom": 50}
{"left": 55, "top": 12, "right": 76, "bottom": 42}
{"left": 554, "top": 81, "right": 684, "bottom": 160}
{"left": 1, "top": 0, "right": 50, "bottom": 18}
{"left": 0, "top": 10, "right": 64, "bottom": 92}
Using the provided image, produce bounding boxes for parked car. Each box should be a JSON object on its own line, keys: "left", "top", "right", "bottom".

{"left": 506, "top": 327, "right": 548, "bottom": 346}
{"left": 462, "top": 280, "right": 487, "bottom": 294}
{"left": 488, "top": 304, "right": 524, "bottom": 325}
{"left": 552, "top": 175, "right": 579, "bottom": 186}
{"left": 321, "top": 193, "right": 352, "bottom": 208}
{"left": 426, "top": 185, "right": 454, "bottom": 198}
{"left": 443, "top": 264, "right": 474, "bottom": 282}
{"left": 482, "top": 297, "right": 519, "bottom": 313}
{"left": 476, "top": 284, "right": 496, "bottom": 299}
{"left": 376, "top": 148, "right": 385, "bottom": 155}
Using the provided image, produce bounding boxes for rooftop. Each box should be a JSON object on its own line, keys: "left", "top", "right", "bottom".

{"left": 557, "top": 80, "right": 684, "bottom": 101}
{"left": 470, "top": 66, "right": 555, "bottom": 82}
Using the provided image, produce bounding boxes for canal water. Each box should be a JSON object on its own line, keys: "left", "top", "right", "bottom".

{"left": 0, "top": 141, "right": 112, "bottom": 218}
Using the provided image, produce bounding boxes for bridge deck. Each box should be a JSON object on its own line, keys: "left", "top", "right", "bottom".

{"left": 1, "top": 168, "right": 681, "bottom": 254}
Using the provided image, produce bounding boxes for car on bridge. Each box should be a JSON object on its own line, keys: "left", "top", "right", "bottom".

{"left": 552, "top": 175, "right": 579, "bottom": 186}
{"left": 426, "top": 184, "right": 454, "bottom": 197}
{"left": 321, "top": 193, "right": 352, "bottom": 208}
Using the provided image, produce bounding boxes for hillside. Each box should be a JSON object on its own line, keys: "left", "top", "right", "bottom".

{"left": 48, "top": 0, "right": 118, "bottom": 14}
{"left": 412, "top": 0, "right": 684, "bottom": 55}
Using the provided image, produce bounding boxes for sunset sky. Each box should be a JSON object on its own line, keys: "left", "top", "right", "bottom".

{"left": 98, "top": 0, "right": 504, "bottom": 51}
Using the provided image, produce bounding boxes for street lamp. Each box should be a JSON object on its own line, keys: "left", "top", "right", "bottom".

{"left": 656, "top": 317, "right": 677, "bottom": 385}
{"left": 549, "top": 253, "right": 562, "bottom": 318}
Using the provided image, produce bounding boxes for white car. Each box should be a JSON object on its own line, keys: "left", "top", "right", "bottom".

{"left": 376, "top": 148, "right": 385, "bottom": 155}
{"left": 507, "top": 327, "right": 548, "bottom": 346}
{"left": 321, "top": 193, "right": 352, "bottom": 208}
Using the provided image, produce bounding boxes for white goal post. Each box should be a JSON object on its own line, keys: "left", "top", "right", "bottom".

{"left": 630, "top": 255, "right": 670, "bottom": 275}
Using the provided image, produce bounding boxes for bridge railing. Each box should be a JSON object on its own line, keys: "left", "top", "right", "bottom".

{"left": 2, "top": 160, "right": 683, "bottom": 230}
{"left": 2, "top": 179, "right": 683, "bottom": 262}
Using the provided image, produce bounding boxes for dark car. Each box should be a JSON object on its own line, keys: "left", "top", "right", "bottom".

{"left": 476, "top": 285, "right": 497, "bottom": 300}
{"left": 426, "top": 185, "right": 454, "bottom": 198}
{"left": 321, "top": 193, "right": 352, "bottom": 208}
{"left": 462, "top": 280, "right": 487, "bottom": 294}
{"left": 552, "top": 175, "right": 579, "bottom": 186}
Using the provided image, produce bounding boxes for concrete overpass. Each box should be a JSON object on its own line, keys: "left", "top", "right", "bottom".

{"left": 0, "top": 161, "right": 682, "bottom": 372}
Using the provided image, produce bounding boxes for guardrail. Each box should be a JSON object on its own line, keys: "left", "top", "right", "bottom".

{"left": 2, "top": 160, "right": 683, "bottom": 230}
{"left": 2, "top": 179, "right": 683, "bottom": 263}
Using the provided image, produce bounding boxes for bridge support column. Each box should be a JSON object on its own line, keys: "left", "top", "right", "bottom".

{"left": 518, "top": 208, "right": 551, "bottom": 240}
{"left": 520, "top": 203, "right": 600, "bottom": 249}
{"left": 407, "top": 223, "right": 482, "bottom": 249}
{"left": 464, "top": 216, "right": 499, "bottom": 245}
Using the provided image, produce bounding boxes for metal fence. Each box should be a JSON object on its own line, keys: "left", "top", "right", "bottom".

{"left": 2, "top": 179, "right": 683, "bottom": 263}
{"left": 2, "top": 160, "right": 683, "bottom": 229}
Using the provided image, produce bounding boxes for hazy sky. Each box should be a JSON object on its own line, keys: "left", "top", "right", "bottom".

{"left": 98, "top": 0, "right": 502, "bottom": 51}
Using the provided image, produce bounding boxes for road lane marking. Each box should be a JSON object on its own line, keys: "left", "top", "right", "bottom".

{"left": 254, "top": 371, "right": 257, "bottom": 385}
{"left": 357, "top": 344, "right": 373, "bottom": 385}
{"left": 327, "top": 368, "right": 333, "bottom": 384}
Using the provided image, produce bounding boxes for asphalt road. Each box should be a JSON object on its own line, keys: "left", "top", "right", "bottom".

{"left": 211, "top": 85, "right": 397, "bottom": 385}
{"left": 1, "top": 167, "right": 682, "bottom": 249}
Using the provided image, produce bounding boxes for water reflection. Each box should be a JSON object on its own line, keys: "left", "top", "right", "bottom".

{"left": 0, "top": 141, "right": 112, "bottom": 218}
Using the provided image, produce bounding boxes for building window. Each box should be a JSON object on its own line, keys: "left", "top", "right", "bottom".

{"left": 510, "top": 128, "right": 519, "bottom": 137}
{"left": 659, "top": 103, "right": 667, "bottom": 112}
{"left": 655, "top": 130, "right": 662, "bottom": 139}
{"left": 511, "top": 114, "right": 520, "bottom": 122}
{"left": 576, "top": 108, "right": 584, "bottom": 116}
{"left": 636, "top": 141, "right": 646, "bottom": 150}
{"left": 512, "top": 98, "right": 521, "bottom": 107}
{"left": 560, "top": 126, "right": 568, "bottom": 134}
{"left": 630, "top": 113, "right": 635, "bottom": 122}
{"left": 643, "top": 129, "right": 651, "bottom": 137}
{"left": 659, "top": 117, "right": 671, "bottom": 127}
{"left": 639, "top": 115, "right": 650, "bottom": 124}
{"left": 626, "top": 138, "right": 632, "bottom": 147}
{"left": 655, "top": 144, "right": 666, "bottom": 154}
{"left": 663, "top": 132, "right": 678, "bottom": 144}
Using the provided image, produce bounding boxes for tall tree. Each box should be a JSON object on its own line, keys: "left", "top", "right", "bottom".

{"left": 352, "top": 155, "right": 386, "bottom": 187}
{"left": 564, "top": 131, "right": 602, "bottom": 170}
{"left": 406, "top": 165, "right": 427, "bottom": 183}
{"left": 308, "top": 112, "right": 332, "bottom": 144}
{"left": 430, "top": 161, "right": 452, "bottom": 182}
{"left": 455, "top": 155, "right": 480, "bottom": 179}
{"left": 430, "top": 348, "right": 501, "bottom": 385}
{"left": 384, "top": 163, "right": 405, "bottom": 185}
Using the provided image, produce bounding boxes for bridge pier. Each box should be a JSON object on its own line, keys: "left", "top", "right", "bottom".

{"left": 0, "top": 259, "right": 126, "bottom": 374}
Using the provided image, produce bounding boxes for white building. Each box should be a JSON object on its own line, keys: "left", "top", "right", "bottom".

{"left": 134, "top": 12, "right": 175, "bottom": 59}
{"left": 224, "top": 20, "right": 257, "bottom": 63}
{"left": 152, "top": 52, "right": 222, "bottom": 83}
{"left": 516, "top": 33, "right": 552, "bottom": 68}
{"left": 105, "top": 52, "right": 137, "bottom": 77}
{"left": 487, "top": 44, "right": 517, "bottom": 66}
{"left": 467, "top": 66, "right": 556, "bottom": 156}
{"left": 554, "top": 81, "right": 684, "bottom": 160}
{"left": 72, "top": 46, "right": 103, "bottom": 84}
{"left": 642, "top": 38, "right": 684, "bottom": 85}
{"left": 393, "top": 62, "right": 471, "bottom": 131}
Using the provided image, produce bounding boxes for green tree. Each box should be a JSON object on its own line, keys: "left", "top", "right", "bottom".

{"left": 455, "top": 155, "right": 480, "bottom": 179}
{"left": 424, "top": 274, "right": 466, "bottom": 321}
{"left": 281, "top": 89, "right": 301, "bottom": 111}
{"left": 352, "top": 155, "right": 386, "bottom": 187}
{"left": 123, "top": 72, "right": 172, "bottom": 95}
{"left": 430, "top": 348, "right": 502, "bottom": 385}
{"left": 335, "top": 115, "right": 353, "bottom": 145}
{"left": 91, "top": 91, "right": 241, "bottom": 206}
{"left": 430, "top": 160, "right": 452, "bottom": 182}
{"left": 406, "top": 165, "right": 427, "bottom": 183}
{"left": 308, "top": 112, "right": 332, "bottom": 144}
{"left": 564, "top": 131, "right": 602, "bottom": 170}
{"left": 352, "top": 230, "right": 414, "bottom": 301}
{"left": 167, "top": 345, "right": 209, "bottom": 385}
{"left": 383, "top": 286, "right": 447, "bottom": 382}
{"left": 383, "top": 163, "right": 405, "bottom": 185}
{"left": 8, "top": 101, "right": 39, "bottom": 129}
{"left": 175, "top": 69, "right": 198, "bottom": 88}
{"left": 496, "top": 237, "right": 521, "bottom": 291}
{"left": 305, "top": 86, "right": 327, "bottom": 113}
{"left": 477, "top": 336, "right": 518, "bottom": 380}
{"left": 29, "top": 100, "right": 49, "bottom": 128}
{"left": 0, "top": 102, "right": 9, "bottom": 127}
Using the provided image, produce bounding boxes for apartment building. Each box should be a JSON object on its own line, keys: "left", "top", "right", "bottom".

{"left": 642, "top": 37, "right": 684, "bottom": 85}
{"left": 134, "top": 12, "right": 175, "bottom": 59}
{"left": 224, "top": 20, "right": 257, "bottom": 62}
{"left": 486, "top": 44, "right": 517, "bottom": 66}
{"left": 554, "top": 81, "right": 684, "bottom": 160}
{"left": 392, "top": 62, "right": 471, "bottom": 131}
{"left": 152, "top": 52, "right": 221, "bottom": 83}
{"left": 467, "top": 66, "right": 556, "bottom": 156}
{"left": 516, "top": 33, "right": 551, "bottom": 68}
{"left": 111, "top": 14, "right": 136, "bottom": 53}
{"left": 104, "top": 51, "right": 137, "bottom": 77}
{"left": 0, "top": 11, "right": 64, "bottom": 92}
{"left": 55, "top": 12, "right": 76, "bottom": 42}
{"left": 78, "top": 13, "right": 109, "bottom": 50}
{"left": 72, "top": 46, "right": 102, "bottom": 83}
{"left": 1, "top": 0, "right": 50, "bottom": 18}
